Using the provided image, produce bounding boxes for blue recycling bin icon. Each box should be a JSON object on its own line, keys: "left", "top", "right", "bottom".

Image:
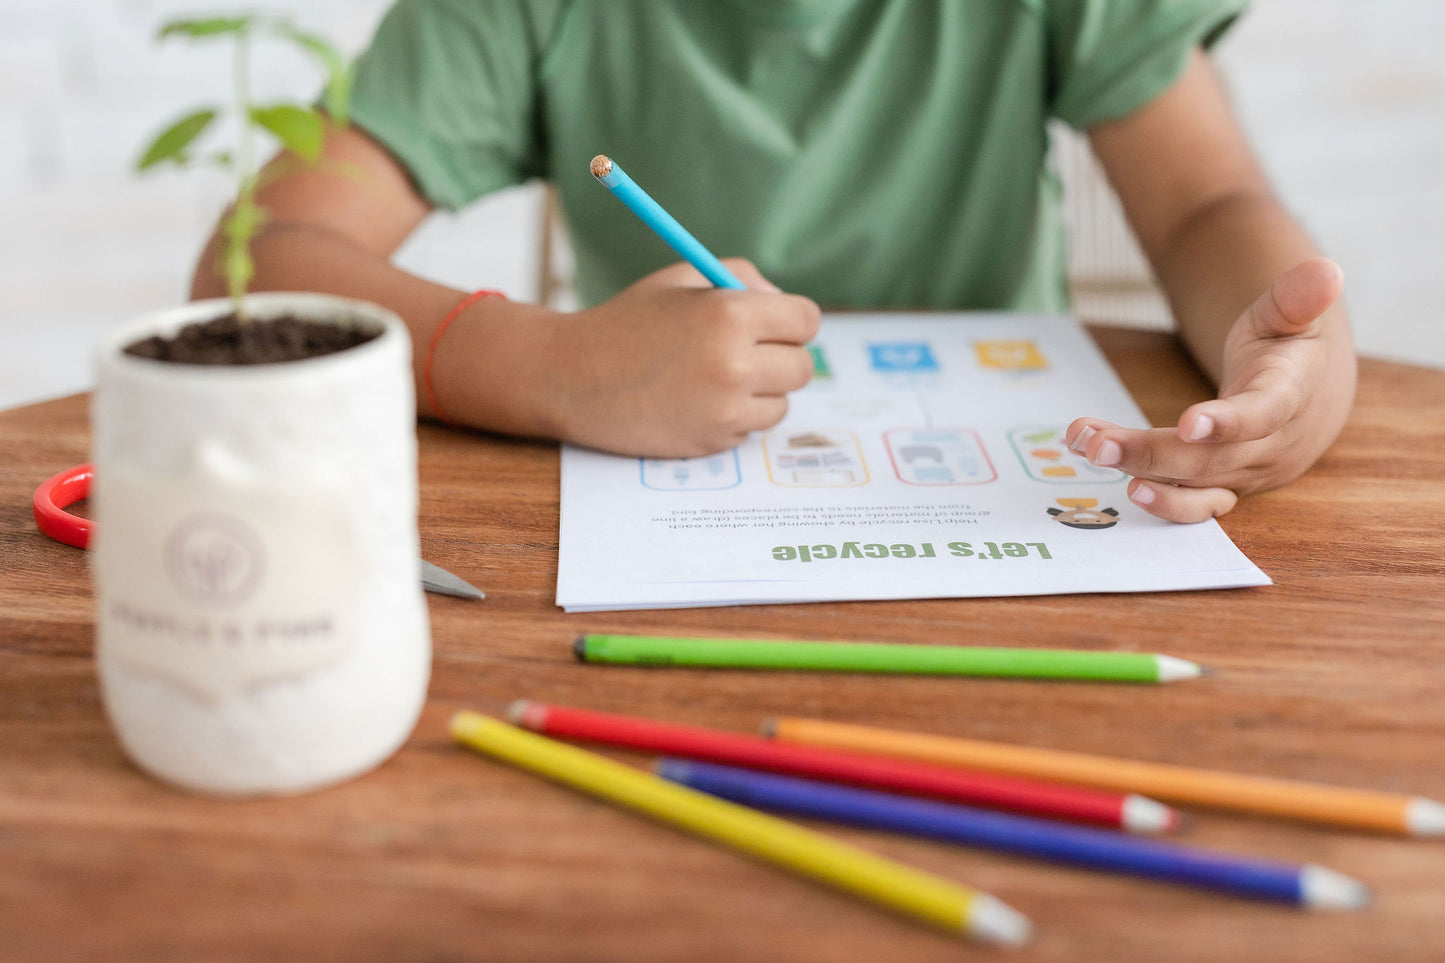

{"left": 868, "top": 342, "right": 939, "bottom": 372}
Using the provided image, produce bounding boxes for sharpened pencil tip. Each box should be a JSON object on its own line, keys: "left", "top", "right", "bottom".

{"left": 449, "top": 709, "right": 485, "bottom": 741}
{"left": 573, "top": 634, "right": 589, "bottom": 662}
{"left": 1121, "top": 794, "right": 1177, "bottom": 834}
{"left": 1406, "top": 797, "right": 1445, "bottom": 836}
{"left": 967, "top": 894, "right": 1032, "bottom": 946}
{"left": 759, "top": 718, "right": 778, "bottom": 739}
{"left": 1154, "top": 654, "right": 1204, "bottom": 682}
{"left": 1299, "top": 865, "right": 1371, "bottom": 910}
{"left": 590, "top": 154, "right": 613, "bottom": 178}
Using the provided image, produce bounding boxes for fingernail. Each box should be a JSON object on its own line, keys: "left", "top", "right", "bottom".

{"left": 1069, "top": 426, "right": 1095, "bottom": 453}
{"left": 1092, "top": 440, "right": 1121, "bottom": 467}
{"left": 1131, "top": 483, "right": 1156, "bottom": 506}
{"left": 1188, "top": 415, "right": 1214, "bottom": 442}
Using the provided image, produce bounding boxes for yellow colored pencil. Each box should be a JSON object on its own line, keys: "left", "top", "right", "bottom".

{"left": 767, "top": 717, "right": 1445, "bottom": 837}
{"left": 450, "top": 712, "right": 1030, "bottom": 945}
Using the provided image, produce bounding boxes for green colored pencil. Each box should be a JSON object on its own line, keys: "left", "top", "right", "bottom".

{"left": 574, "top": 634, "right": 1204, "bottom": 683}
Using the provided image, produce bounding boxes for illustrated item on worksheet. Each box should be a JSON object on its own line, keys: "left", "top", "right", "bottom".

{"left": 973, "top": 339, "right": 1048, "bottom": 371}
{"left": 808, "top": 344, "right": 834, "bottom": 381}
{"left": 1008, "top": 426, "right": 1125, "bottom": 483}
{"left": 867, "top": 341, "right": 939, "bottom": 388}
{"left": 641, "top": 451, "right": 742, "bottom": 491}
{"left": 762, "top": 429, "right": 868, "bottom": 487}
{"left": 884, "top": 429, "right": 997, "bottom": 486}
{"left": 1047, "top": 498, "right": 1120, "bottom": 530}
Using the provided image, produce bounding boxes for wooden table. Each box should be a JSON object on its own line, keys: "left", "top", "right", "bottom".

{"left": 2, "top": 327, "right": 1442, "bottom": 962}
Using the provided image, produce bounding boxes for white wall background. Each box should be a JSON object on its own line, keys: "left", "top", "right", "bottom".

{"left": 1, "top": 0, "right": 1442, "bottom": 411}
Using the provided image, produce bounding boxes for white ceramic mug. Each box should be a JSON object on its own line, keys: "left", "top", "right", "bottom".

{"left": 91, "top": 293, "right": 430, "bottom": 795}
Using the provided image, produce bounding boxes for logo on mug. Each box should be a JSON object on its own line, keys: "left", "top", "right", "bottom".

{"left": 164, "top": 512, "right": 265, "bottom": 607}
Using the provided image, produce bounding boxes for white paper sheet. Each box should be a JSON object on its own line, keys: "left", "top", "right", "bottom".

{"left": 557, "top": 314, "right": 1269, "bottom": 612}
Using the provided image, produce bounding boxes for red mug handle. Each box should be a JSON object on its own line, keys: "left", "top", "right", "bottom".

{"left": 33, "top": 463, "right": 94, "bottom": 549}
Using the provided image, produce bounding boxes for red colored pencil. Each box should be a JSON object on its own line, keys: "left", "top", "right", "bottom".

{"left": 508, "top": 701, "right": 1177, "bottom": 833}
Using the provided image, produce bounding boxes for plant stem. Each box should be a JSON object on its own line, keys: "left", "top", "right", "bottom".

{"left": 225, "top": 26, "right": 257, "bottom": 320}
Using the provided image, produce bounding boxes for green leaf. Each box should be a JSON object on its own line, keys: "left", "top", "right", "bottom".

{"left": 248, "top": 104, "right": 324, "bottom": 162}
{"left": 136, "top": 108, "right": 218, "bottom": 171}
{"left": 273, "top": 24, "right": 346, "bottom": 78}
{"left": 158, "top": 16, "right": 254, "bottom": 41}
{"left": 272, "top": 24, "right": 354, "bottom": 125}
{"left": 322, "top": 61, "right": 355, "bottom": 127}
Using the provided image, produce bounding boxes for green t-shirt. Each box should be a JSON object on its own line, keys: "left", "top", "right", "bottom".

{"left": 350, "top": 0, "right": 1243, "bottom": 310}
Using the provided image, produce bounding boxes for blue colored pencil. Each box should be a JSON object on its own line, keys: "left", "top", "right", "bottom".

{"left": 590, "top": 154, "right": 746, "bottom": 290}
{"left": 657, "top": 759, "right": 1370, "bottom": 909}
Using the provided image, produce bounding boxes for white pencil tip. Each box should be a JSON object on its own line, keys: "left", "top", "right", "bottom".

{"left": 1154, "top": 654, "right": 1203, "bottom": 682}
{"left": 1406, "top": 797, "right": 1445, "bottom": 836}
{"left": 966, "top": 894, "right": 1032, "bottom": 946}
{"left": 1121, "top": 794, "right": 1177, "bottom": 834}
{"left": 1299, "top": 865, "right": 1371, "bottom": 910}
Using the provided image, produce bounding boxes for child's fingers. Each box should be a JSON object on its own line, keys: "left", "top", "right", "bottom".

{"left": 739, "top": 394, "right": 790, "bottom": 434}
{"left": 1127, "top": 478, "right": 1239, "bottom": 523}
{"left": 1065, "top": 418, "right": 1110, "bottom": 454}
{"left": 1070, "top": 418, "right": 1256, "bottom": 486}
{"left": 637, "top": 260, "right": 714, "bottom": 290}
{"left": 748, "top": 293, "right": 823, "bottom": 345}
{"left": 750, "top": 344, "right": 815, "bottom": 395}
{"left": 1245, "top": 257, "right": 1343, "bottom": 340}
{"left": 1179, "top": 365, "right": 1301, "bottom": 444}
{"left": 719, "top": 257, "right": 782, "bottom": 293}
{"left": 1071, "top": 419, "right": 1247, "bottom": 520}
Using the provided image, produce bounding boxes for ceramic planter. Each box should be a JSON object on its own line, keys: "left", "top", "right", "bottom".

{"left": 91, "top": 292, "right": 430, "bottom": 795}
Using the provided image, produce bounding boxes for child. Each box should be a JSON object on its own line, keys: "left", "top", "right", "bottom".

{"left": 190, "top": 0, "right": 1356, "bottom": 525}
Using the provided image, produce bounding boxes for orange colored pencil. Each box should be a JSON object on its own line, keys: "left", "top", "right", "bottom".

{"left": 767, "top": 717, "right": 1445, "bottom": 837}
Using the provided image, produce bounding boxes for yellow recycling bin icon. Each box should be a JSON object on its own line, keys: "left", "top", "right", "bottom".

{"left": 974, "top": 340, "right": 1048, "bottom": 370}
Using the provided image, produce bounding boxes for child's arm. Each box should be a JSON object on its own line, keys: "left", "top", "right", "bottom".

{"left": 191, "top": 124, "right": 820, "bottom": 456}
{"left": 1066, "top": 48, "right": 1357, "bottom": 524}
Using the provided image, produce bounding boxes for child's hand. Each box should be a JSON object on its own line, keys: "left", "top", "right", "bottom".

{"left": 1065, "top": 258, "right": 1353, "bottom": 523}
{"left": 550, "top": 259, "right": 821, "bottom": 456}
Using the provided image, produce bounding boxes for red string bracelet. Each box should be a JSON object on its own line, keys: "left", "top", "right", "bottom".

{"left": 423, "top": 289, "right": 507, "bottom": 425}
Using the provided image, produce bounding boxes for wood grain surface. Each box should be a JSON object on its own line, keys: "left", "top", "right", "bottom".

{"left": 2, "top": 326, "right": 1442, "bottom": 963}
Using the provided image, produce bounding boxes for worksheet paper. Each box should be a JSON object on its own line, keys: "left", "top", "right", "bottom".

{"left": 557, "top": 314, "right": 1269, "bottom": 612}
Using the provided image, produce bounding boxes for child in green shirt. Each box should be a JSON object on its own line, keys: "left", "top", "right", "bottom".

{"left": 191, "top": 0, "right": 1355, "bottom": 524}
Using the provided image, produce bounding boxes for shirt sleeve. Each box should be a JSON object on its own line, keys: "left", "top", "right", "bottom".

{"left": 1044, "top": 0, "right": 1248, "bottom": 130}
{"left": 346, "top": 0, "right": 567, "bottom": 210}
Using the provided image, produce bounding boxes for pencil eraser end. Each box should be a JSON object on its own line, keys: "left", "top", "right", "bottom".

{"left": 507, "top": 700, "right": 549, "bottom": 731}
{"left": 449, "top": 710, "right": 485, "bottom": 742}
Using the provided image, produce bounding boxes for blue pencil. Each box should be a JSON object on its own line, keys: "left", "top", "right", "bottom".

{"left": 657, "top": 759, "right": 1369, "bottom": 909}
{"left": 590, "top": 154, "right": 747, "bottom": 290}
